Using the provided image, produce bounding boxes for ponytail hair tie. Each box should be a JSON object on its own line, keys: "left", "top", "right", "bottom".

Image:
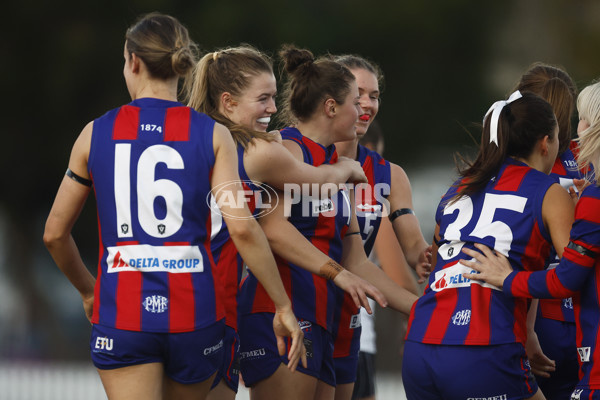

{"left": 484, "top": 90, "right": 522, "bottom": 146}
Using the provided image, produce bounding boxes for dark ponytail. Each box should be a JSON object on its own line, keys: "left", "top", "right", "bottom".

{"left": 453, "top": 91, "right": 557, "bottom": 201}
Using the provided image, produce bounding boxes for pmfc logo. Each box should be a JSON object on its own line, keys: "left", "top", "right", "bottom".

{"left": 143, "top": 295, "right": 168, "bottom": 313}
{"left": 208, "top": 180, "right": 279, "bottom": 220}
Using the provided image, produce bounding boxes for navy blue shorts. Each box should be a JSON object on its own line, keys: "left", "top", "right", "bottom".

{"left": 211, "top": 325, "right": 240, "bottom": 392}
{"left": 238, "top": 313, "right": 335, "bottom": 387}
{"left": 90, "top": 320, "right": 225, "bottom": 384}
{"left": 334, "top": 351, "right": 360, "bottom": 385}
{"left": 535, "top": 317, "right": 579, "bottom": 400}
{"left": 402, "top": 341, "right": 538, "bottom": 400}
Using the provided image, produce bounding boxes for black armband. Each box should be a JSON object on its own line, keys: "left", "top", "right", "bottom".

{"left": 345, "top": 231, "right": 361, "bottom": 236}
{"left": 567, "top": 241, "right": 598, "bottom": 259}
{"left": 66, "top": 168, "right": 93, "bottom": 187}
{"left": 389, "top": 208, "right": 414, "bottom": 222}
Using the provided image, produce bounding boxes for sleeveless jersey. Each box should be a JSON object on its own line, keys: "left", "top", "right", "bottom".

{"left": 208, "top": 145, "right": 261, "bottom": 331}
{"left": 88, "top": 98, "right": 223, "bottom": 333}
{"left": 238, "top": 127, "right": 352, "bottom": 332}
{"left": 333, "top": 144, "right": 391, "bottom": 357}
{"left": 538, "top": 146, "right": 584, "bottom": 322}
{"left": 504, "top": 184, "right": 600, "bottom": 389}
{"left": 406, "top": 158, "right": 556, "bottom": 346}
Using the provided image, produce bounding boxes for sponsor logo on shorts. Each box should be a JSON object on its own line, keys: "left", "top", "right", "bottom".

{"left": 563, "top": 297, "right": 573, "bottom": 310}
{"left": 203, "top": 339, "right": 224, "bottom": 356}
{"left": 451, "top": 309, "right": 471, "bottom": 326}
{"left": 571, "top": 389, "right": 584, "bottom": 400}
{"left": 467, "top": 395, "right": 507, "bottom": 400}
{"left": 349, "top": 313, "right": 361, "bottom": 329}
{"left": 430, "top": 263, "right": 501, "bottom": 293}
{"left": 94, "top": 336, "right": 114, "bottom": 352}
{"left": 298, "top": 320, "right": 312, "bottom": 333}
{"left": 240, "top": 348, "right": 266, "bottom": 360}
{"left": 578, "top": 347, "right": 591, "bottom": 362}
{"left": 143, "top": 295, "right": 168, "bottom": 313}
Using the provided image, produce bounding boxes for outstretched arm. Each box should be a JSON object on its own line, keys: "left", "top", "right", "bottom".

{"left": 341, "top": 209, "right": 418, "bottom": 315}
{"left": 211, "top": 123, "right": 306, "bottom": 370}
{"left": 258, "top": 189, "right": 388, "bottom": 314}
{"left": 244, "top": 137, "right": 367, "bottom": 192}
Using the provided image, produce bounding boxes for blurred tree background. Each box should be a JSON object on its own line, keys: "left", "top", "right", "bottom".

{"left": 1, "top": 0, "right": 599, "bottom": 373}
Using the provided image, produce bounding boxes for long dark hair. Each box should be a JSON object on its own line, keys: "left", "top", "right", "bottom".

{"left": 454, "top": 91, "right": 557, "bottom": 201}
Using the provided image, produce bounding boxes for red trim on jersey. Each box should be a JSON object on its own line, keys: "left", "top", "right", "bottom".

{"left": 493, "top": 165, "right": 529, "bottom": 191}
{"left": 423, "top": 270, "right": 459, "bottom": 343}
{"left": 311, "top": 213, "right": 334, "bottom": 329}
{"left": 333, "top": 292, "right": 356, "bottom": 357}
{"left": 551, "top": 156, "right": 567, "bottom": 175}
{"left": 113, "top": 105, "right": 139, "bottom": 140}
{"left": 520, "top": 356, "right": 534, "bottom": 393}
{"left": 115, "top": 271, "right": 142, "bottom": 329}
{"left": 205, "top": 217, "right": 225, "bottom": 323}
{"left": 116, "top": 241, "right": 139, "bottom": 246}
{"left": 521, "top": 222, "right": 550, "bottom": 272}
{"left": 576, "top": 197, "right": 600, "bottom": 225}
{"left": 163, "top": 242, "right": 191, "bottom": 246}
{"left": 512, "top": 297, "right": 528, "bottom": 345}
{"left": 465, "top": 285, "right": 491, "bottom": 344}
{"left": 216, "top": 239, "right": 241, "bottom": 329}
{"left": 168, "top": 273, "right": 195, "bottom": 331}
{"left": 164, "top": 107, "right": 191, "bottom": 142}
{"left": 302, "top": 137, "right": 326, "bottom": 166}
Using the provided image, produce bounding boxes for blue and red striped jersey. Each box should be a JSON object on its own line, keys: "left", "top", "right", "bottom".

{"left": 333, "top": 144, "right": 391, "bottom": 357}
{"left": 238, "top": 127, "right": 351, "bottom": 332}
{"left": 209, "top": 145, "right": 261, "bottom": 331}
{"left": 406, "top": 158, "right": 556, "bottom": 346}
{"left": 504, "top": 184, "right": 600, "bottom": 388}
{"left": 88, "top": 98, "right": 224, "bottom": 333}
{"left": 538, "top": 144, "right": 585, "bottom": 322}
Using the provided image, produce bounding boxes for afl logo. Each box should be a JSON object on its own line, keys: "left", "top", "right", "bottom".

{"left": 207, "top": 180, "right": 279, "bottom": 220}
{"left": 143, "top": 295, "right": 168, "bottom": 313}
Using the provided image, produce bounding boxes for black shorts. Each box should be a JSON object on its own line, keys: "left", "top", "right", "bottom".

{"left": 351, "top": 351, "right": 376, "bottom": 399}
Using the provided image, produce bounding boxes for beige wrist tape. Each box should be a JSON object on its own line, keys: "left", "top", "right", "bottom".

{"left": 319, "top": 259, "right": 344, "bottom": 280}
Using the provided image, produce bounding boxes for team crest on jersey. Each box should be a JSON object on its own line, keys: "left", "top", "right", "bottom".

{"left": 158, "top": 224, "right": 166, "bottom": 234}
{"left": 143, "top": 295, "right": 168, "bottom": 313}
{"left": 121, "top": 223, "right": 129, "bottom": 234}
{"left": 571, "top": 389, "right": 584, "bottom": 400}
{"left": 578, "top": 347, "right": 591, "bottom": 362}
{"left": 430, "top": 263, "right": 501, "bottom": 292}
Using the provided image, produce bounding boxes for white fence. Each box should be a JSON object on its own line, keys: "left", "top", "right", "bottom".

{"left": 0, "top": 361, "right": 406, "bottom": 400}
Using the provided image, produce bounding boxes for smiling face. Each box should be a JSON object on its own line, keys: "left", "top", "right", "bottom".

{"left": 228, "top": 72, "right": 277, "bottom": 132}
{"left": 351, "top": 68, "right": 380, "bottom": 137}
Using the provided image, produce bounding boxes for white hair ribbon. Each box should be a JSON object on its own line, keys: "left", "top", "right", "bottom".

{"left": 484, "top": 90, "right": 523, "bottom": 146}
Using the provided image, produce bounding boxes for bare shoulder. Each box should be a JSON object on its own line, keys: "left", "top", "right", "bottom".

{"left": 390, "top": 162, "right": 411, "bottom": 188}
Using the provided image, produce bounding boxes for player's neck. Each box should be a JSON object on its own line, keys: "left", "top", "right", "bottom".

{"left": 334, "top": 138, "right": 359, "bottom": 160}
